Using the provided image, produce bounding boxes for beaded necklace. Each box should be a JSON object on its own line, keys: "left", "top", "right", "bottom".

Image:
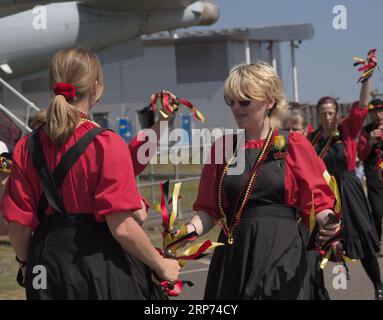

{"left": 79, "top": 113, "right": 100, "bottom": 127}
{"left": 216, "top": 128, "right": 276, "bottom": 244}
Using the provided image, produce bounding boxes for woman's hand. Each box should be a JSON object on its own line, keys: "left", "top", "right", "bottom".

{"left": 16, "top": 263, "right": 27, "bottom": 287}
{"left": 368, "top": 128, "right": 383, "bottom": 146}
{"left": 154, "top": 257, "right": 181, "bottom": 283}
{"left": 315, "top": 210, "right": 341, "bottom": 244}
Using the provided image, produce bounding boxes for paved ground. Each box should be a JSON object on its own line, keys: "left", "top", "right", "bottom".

{"left": 148, "top": 212, "right": 383, "bottom": 300}
{"left": 171, "top": 245, "right": 383, "bottom": 300}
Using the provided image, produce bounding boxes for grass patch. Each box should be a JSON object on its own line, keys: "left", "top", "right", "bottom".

{"left": 0, "top": 163, "right": 208, "bottom": 299}
{"left": 0, "top": 236, "right": 25, "bottom": 299}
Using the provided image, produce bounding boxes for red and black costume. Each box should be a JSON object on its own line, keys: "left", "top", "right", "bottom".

{"left": 358, "top": 115, "right": 383, "bottom": 242}
{"left": 309, "top": 102, "right": 380, "bottom": 259}
{"left": 193, "top": 130, "right": 335, "bottom": 299}
{"left": 1, "top": 122, "right": 165, "bottom": 299}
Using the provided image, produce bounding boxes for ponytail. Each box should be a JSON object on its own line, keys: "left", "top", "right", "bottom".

{"left": 46, "top": 47, "right": 104, "bottom": 147}
{"left": 46, "top": 95, "right": 80, "bottom": 147}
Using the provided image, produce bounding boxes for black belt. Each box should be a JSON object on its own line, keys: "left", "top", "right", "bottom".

{"left": 38, "top": 212, "right": 100, "bottom": 229}
{"left": 240, "top": 205, "right": 298, "bottom": 221}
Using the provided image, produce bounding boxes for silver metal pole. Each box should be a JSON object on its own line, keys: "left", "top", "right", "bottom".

{"left": 291, "top": 41, "right": 299, "bottom": 102}
{"left": 0, "top": 77, "right": 40, "bottom": 111}
{"left": 0, "top": 103, "right": 32, "bottom": 133}
{"left": 244, "top": 39, "right": 251, "bottom": 64}
{"left": 149, "top": 163, "right": 156, "bottom": 204}
{"left": 270, "top": 41, "right": 277, "bottom": 72}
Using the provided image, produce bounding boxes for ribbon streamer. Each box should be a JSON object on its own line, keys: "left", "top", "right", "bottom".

{"left": 353, "top": 48, "right": 377, "bottom": 83}
{"left": 150, "top": 91, "right": 205, "bottom": 123}
{"left": 322, "top": 170, "right": 342, "bottom": 215}
{"left": 154, "top": 180, "right": 224, "bottom": 296}
{"left": 309, "top": 192, "right": 316, "bottom": 234}
{"left": 0, "top": 153, "right": 12, "bottom": 174}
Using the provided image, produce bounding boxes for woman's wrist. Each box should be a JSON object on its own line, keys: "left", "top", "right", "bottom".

{"left": 15, "top": 255, "right": 27, "bottom": 266}
{"left": 186, "top": 222, "right": 198, "bottom": 235}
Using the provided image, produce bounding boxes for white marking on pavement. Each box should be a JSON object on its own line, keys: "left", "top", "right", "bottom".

{"left": 196, "top": 259, "right": 211, "bottom": 265}
{"left": 180, "top": 267, "right": 209, "bottom": 275}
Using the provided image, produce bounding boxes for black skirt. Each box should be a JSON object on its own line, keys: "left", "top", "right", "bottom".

{"left": 204, "top": 206, "right": 310, "bottom": 300}
{"left": 25, "top": 213, "right": 166, "bottom": 300}
{"left": 339, "top": 172, "right": 380, "bottom": 259}
{"left": 298, "top": 222, "right": 330, "bottom": 300}
{"left": 367, "top": 181, "right": 383, "bottom": 218}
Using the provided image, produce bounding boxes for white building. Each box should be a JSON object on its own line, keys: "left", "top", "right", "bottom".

{"left": 1, "top": 23, "right": 313, "bottom": 135}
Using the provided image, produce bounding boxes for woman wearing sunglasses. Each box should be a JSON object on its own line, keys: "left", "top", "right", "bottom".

{"left": 180, "top": 62, "right": 339, "bottom": 300}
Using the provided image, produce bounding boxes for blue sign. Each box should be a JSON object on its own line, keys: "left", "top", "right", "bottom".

{"left": 181, "top": 113, "right": 192, "bottom": 144}
{"left": 118, "top": 117, "right": 133, "bottom": 142}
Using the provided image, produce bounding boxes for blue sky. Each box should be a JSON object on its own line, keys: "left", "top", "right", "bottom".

{"left": 185, "top": 0, "right": 383, "bottom": 104}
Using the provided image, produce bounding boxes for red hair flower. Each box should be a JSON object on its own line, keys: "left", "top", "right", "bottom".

{"left": 53, "top": 82, "right": 76, "bottom": 101}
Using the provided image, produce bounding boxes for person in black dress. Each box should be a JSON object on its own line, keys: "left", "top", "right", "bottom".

{"left": 358, "top": 99, "right": 383, "bottom": 247}
{"left": 309, "top": 74, "right": 383, "bottom": 300}
{"left": 181, "top": 62, "right": 340, "bottom": 300}
{"left": 283, "top": 106, "right": 330, "bottom": 300}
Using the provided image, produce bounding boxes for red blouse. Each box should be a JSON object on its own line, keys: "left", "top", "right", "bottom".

{"left": 1, "top": 122, "right": 142, "bottom": 230}
{"left": 193, "top": 131, "right": 335, "bottom": 227}
{"left": 128, "top": 129, "right": 157, "bottom": 176}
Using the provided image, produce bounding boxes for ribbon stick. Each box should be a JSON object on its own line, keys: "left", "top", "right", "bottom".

{"left": 0, "top": 154, "right": 12, "bottom": 174}
{"left": 323, "top": 170, "right": 341, "bottom": 215}
{"left": 150, "top": 90, "right": 205, "bottom": 123}
{"left": 353, "top": 48, "right": 377, "bottom": 83}
{"left": 153, "top": 180, "right": 224, "bottom": 296}
{"left": 309, "top": 192, "right": 316, "bottom": 235}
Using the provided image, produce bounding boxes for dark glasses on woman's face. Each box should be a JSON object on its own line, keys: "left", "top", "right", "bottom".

{"left": 224, "top": 95, "right": 251, "bottom": 107}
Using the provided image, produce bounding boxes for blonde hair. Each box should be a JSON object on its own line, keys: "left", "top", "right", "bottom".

{"left": 29, "top": 109, "right": 47, "bottom": 130}
{"left": 224, "top": 61, "right": 288, "bottom": 128}
{"left": 47, "top": 47, "right": 104, "bottom": 147}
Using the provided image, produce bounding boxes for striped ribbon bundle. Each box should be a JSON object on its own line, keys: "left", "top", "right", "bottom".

{"left": 150, "top": 90, "right": 205, "bottom": 123}
{"left": 152, "top": 180, "right": 223, "bottom": 296}
{"left": 353, "top": 48, "right": 377, "bottom": 83}
{"left": 308, "top": 171, "right": 354, "bottom": 273}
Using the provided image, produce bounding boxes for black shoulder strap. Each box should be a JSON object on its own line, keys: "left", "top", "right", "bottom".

{"left": 28, "top": 127, "right": 107, "bottom": 219}
{"left": 28, "top": 128, "right": 66, "bottom": 216}
{"left": 37, "top": 127, "right": 107, "bottom": 216}
{"left": 310, "top": 128, "right": 322, "bottom": 145}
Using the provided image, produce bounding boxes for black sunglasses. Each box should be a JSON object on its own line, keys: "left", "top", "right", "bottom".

{"left": 224, "top": 95, "right": 251, "bottom": 107}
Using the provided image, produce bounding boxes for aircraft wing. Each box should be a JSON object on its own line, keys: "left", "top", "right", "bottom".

{"left": 0, "top": 0, "right": 217, "bottom": 21}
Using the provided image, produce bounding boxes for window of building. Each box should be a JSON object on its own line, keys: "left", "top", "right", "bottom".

{"left": 92, "top": 112, "right": 109, "bottom": 128}
{"left": 175, "top": 41, "right": 228, "bottom": 83}
{"left": 21, "top": 77, "right": 49, "bottom": 94}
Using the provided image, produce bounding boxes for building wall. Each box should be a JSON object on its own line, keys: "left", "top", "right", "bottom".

{"left": 2, "top": 38, "right": 282, "bottom": 134}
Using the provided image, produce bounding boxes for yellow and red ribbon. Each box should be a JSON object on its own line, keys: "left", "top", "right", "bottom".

{"left": 353, "top": 48, "right": 377, "bottom": 83}
{"left": 0, "top": 154, "right": 12, "bottom": 174}
{"left": 308, "top": 171, "right": 353, "bottom": 269}
{"left": 154, "top": 180, "right": 223, "bottom": 296}
{"left": 150, "top": 91, "right": 205, "bottom": 123}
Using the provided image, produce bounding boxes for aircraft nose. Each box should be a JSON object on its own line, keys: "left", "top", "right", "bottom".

{"left": 199, "top": 1, "right": 220, "bottom": 25}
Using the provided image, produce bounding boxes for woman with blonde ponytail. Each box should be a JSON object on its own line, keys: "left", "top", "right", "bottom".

{"left": 1, "top": 47, "right": 179, "bottom": 300}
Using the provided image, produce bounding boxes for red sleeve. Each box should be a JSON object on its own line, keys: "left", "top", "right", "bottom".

{"left": 285, "top": 132, "right": 335, "bottom": 226}
{"left": 140, "top": 193, "right": 150, "bottom": 210}
{"left": 193, "top": 139, "right": 228, "bottom": 218}
{"left": 0, "top": 136, "right": 39, "bottom": 229}
{"left": 343, "top": 101, "right": 368, "bottom": 139}
{"left": 128, "top": 130, "right": 157, "bottom": 176}
{"left": 93, "top": 132, "right": 142, "bottom": 219}
{"left": 357, "top": 127, "right": 373, "bottom": 162}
